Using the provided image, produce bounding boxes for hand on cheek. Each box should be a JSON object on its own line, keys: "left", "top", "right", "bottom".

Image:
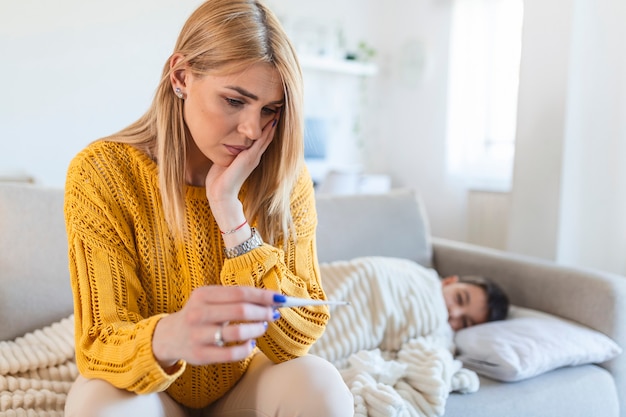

{"left": 205, "top": 114, "right": 280, "bottom": 219}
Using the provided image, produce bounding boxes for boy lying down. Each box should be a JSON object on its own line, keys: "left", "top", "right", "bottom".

{"left": 308, "top": 256, "right": 509, "bottom": 365}
{"left": 304, "top": 256, "right": 510, "bottom": 415}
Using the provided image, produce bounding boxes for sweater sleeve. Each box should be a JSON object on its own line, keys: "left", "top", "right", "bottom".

{"left": 220, "top": 167, "right": 328, "bottom": 362}
{"left": 64, "top": 151, "right": 185, "bottom": 394}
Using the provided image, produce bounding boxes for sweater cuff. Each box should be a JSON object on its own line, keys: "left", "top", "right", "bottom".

{"left": 221, "top": 245, "right": 280, "bottom": 287}
{"left": 133, "top": 314, "right": 187, "bottom": 393}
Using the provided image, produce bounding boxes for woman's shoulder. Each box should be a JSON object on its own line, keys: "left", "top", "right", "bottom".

{"left": 292, "top": 163, "right": 314, "bottom": 195}
{"left": 67, "top": 140, "right": 157, "bottom": 187}
{"left": 288, "top": 164, "right": 315, "bottom": 207}
{"left": 71, "top": 140, "right": 140, "bottom": 160}
{"left": 70, "top": 141, "right": 152, "bottom": 169}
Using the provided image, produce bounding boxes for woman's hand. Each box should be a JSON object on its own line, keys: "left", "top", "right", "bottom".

{"left": 152, "top": 286, "right": 282, "bottom": 368}
{"left": 205, "top": 116, "right": 278, "bottom": 227}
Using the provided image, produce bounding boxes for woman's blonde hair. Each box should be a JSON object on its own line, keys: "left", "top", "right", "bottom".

{"left": 103, "top": 0, "right": 304, "bottom": 244}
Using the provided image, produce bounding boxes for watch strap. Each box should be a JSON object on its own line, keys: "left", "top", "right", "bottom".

{"left": 223, "top": 227, "right": 263, "bottom": 259}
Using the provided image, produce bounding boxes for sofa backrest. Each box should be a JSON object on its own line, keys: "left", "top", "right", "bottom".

{"left": 0, "top": 183, "right": 73, "bottom": 341}
{"left": 0, "top": 184, "right": 432, "bottom": 340}
{"left": 315, "top": 188, "right": 433, "bottom": 267}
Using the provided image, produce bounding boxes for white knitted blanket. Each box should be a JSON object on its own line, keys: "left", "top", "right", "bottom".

{"left": 0, "top": 316, "right": 78, "bottom": 417}
{"left": 310, "top": 256, "right": 479, "bottom": 417}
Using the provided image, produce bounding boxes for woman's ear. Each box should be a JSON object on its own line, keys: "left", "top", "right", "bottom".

{"left": 441, "top": 275, "right": 459, "bottom": 287}
{"left": 169, "top": 53, "right": 187, "bottom": 90}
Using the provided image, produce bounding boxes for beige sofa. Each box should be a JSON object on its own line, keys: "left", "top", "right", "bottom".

{"left": 1, "top": 183, "right": 624, "bottom": 416}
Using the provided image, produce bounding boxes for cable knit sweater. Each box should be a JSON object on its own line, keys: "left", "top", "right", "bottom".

{"left": 64, "top": 141, "right": 328, "bottom": 408}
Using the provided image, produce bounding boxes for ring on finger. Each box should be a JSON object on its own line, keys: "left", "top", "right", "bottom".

{"left": 213, "top": 322, "right": 227, "bottom": 347}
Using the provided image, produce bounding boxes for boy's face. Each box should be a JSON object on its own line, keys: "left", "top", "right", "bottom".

{"left": 441, "top": 276, "right": 489, "bottom": 331}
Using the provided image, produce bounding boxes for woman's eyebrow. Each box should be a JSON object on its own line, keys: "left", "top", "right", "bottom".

{"left": 225, "top": 86, "right": 284, "bottom": 105}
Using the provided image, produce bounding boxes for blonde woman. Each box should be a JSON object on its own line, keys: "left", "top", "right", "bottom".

{"left": 63, "top": 1, "right": 353, "bottom": 416}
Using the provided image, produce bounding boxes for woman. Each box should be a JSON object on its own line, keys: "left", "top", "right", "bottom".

{"left": 63, "top": 1, "right": 353, "bottom": 416}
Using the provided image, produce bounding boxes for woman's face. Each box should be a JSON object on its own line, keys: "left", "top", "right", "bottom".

{"left": 180, "top": 62, "right": 284, "bottom": 179}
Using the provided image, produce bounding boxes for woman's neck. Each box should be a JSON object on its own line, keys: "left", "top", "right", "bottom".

{"left": 185, "top": 141, "right": 211, "bottom": 187}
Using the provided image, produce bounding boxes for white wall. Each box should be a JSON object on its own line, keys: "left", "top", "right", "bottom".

{"left": 508, "top": 0, "right": 626, "bottom": 274}
{"left": 272, "top": 0, "right": 467, "bottom": 241}
{"left": 507, "top": 0, "right": 575, "bottom": 259}
{"left": 364, "top": 2, "right": 467, "bottom": 241}
{"left": 0, "top": 0, "right": 203, "bottom": 186}
{"left": 557, "top": 0, "right": 626, "bottom": 273}
{"left": 1, "top": 0, "right": 467, "bottom": 242}
{"left": 3, "top": 0, "right": 626, "bottom": 274}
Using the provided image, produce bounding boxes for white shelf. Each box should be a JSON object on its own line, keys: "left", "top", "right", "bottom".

{"left": 299, "top": 55, "right": 378, "bottom": 77}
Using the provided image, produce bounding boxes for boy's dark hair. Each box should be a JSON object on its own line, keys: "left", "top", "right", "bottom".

{"left": 459, "top": 275, "right": 510, "bottom": 322}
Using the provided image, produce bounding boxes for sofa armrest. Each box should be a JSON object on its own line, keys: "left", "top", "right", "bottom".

{"left": 432, "top": 237, "right": 626, "bottom": 382}
{"left": 0, "top": 183, "right": 73, "bottom": 341}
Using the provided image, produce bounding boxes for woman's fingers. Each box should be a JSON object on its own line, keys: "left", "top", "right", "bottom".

{"left": 185, "top": 286, "right": 282, "bottom": 329}
{"left": 204, "top": 113, "right": 280, "bottom": 216}
{"left": 185, "top": 301, "right": 277, "bottom": 326}
{"left": 190, "top": 320, "right": 273, "bottom": 346}
{"left": 210, "top": 114, "right": 279, "bottom": 190}
{"left": 242, "top": 111, "right": 279, "bottom": 158}
{"left": 154, "top": 286, "right": 283, "bottom": 366}
{"left": 251, "top": 114, "right": 279, "bottom": 157}
{"left": 205, "top": 321, "right": 269, "bottom": 346}
{"left": 223, "top": 321, "right": 269, "bottom": 343}
{"left": 183, "top": 322, "right": 268, "bottom": 365}
{"left": 192, "top": 285, "right": 281, "bottom": 306}
{"left": 189, "top": 337, "right": 259, "bottom": 365}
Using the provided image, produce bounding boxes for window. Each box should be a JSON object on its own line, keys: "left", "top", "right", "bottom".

{"left": 446, "top": 0, "right": 524, "bottom": 191}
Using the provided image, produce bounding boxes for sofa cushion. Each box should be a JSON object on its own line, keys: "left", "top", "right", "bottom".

{"left": 444, "top": 365, "right": 619, "bottom": 417}
{"left": 315, "top": 189, "right": 433, "bottom": 267}
{"left": 0, "top": 183, "right": 73, "bottom": 341}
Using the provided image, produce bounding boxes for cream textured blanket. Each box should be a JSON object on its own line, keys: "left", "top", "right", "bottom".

{"left": 0, "top": 316, "right": 77, "bottom": 417}
{"left": 310, "top": 256, "right": 479, "bottom": 417}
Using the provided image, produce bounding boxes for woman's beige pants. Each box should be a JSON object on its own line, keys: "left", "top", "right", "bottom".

{"left": 65, "top": 353, "right": 354, "bottom": 417}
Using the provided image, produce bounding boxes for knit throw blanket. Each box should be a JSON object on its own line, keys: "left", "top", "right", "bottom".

{"left": 310, "top": 256, "right": 479, "bottom": 417}
{"left": 0, "top": 316, "right": 78, "bottom": 416}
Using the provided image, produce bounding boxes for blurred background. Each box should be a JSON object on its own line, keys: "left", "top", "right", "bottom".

{"left": 1, "top": 0, "right": 625, "bottom": 274}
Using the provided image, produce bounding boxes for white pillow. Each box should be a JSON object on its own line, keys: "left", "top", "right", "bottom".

{"left": 454, "top": 306, "right": 622, "bottom": 382}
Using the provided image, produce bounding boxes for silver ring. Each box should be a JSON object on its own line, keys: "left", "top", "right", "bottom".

{"left": 214, "top": 323, "right": 225, "bottom": 347}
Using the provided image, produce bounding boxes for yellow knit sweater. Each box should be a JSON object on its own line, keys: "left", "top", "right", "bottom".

{"left": 64, "top": 141, "right": 328, "bottom": 408}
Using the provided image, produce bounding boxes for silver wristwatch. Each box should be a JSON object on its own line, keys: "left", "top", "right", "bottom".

{"left": 223, "top": 227, "right": 263, "bottom": 259}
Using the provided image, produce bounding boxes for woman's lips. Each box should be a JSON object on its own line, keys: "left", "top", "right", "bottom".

{"left": 224, "top": 145, "right": 247, "bottom": 156}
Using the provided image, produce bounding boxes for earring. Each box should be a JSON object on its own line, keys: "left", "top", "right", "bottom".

{"left": 174, "top": 87, "right": 184, "bottom": 99}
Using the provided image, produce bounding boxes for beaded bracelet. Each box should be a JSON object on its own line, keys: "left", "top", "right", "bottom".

{"left": 220, "top": 219, "right": 248, "bottom": 235}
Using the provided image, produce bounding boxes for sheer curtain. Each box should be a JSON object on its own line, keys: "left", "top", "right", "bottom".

{"left": 446, "top": 0, "right": 524, "bottom": 192}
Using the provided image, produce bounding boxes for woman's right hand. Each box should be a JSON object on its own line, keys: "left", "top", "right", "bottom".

{"left": 204, "top": 115, "right": 279, "bottom": 234}
{"left": 152, "top": 286, "right": 281, "bottom": 369}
